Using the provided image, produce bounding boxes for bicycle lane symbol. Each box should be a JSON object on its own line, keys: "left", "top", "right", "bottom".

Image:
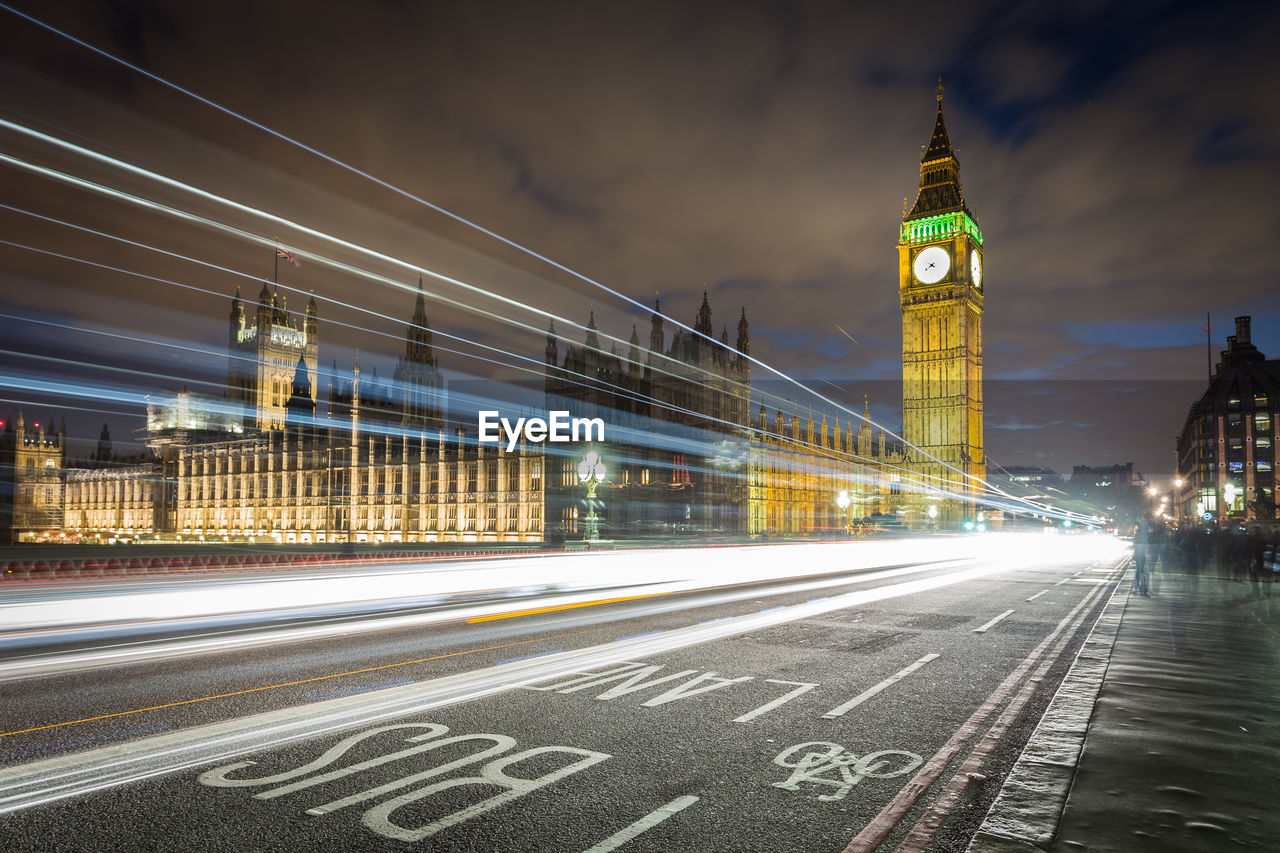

{"left": 771, "top": 741, "right": 922, "bottom": 802}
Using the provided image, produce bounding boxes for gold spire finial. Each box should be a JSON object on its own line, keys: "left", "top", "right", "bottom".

{"left": 936, "top": 76, "right": 944, "bottom": 105}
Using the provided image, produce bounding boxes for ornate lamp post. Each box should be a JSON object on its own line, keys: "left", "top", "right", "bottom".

{"left": 836, "top": 489, "right": 852, "bottom": 537}
{"left": 577, "top": 450, "right": 606, "bottom": 540}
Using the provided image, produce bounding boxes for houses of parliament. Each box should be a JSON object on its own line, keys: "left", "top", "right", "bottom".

{"left": 0, "top": 91, "right": 984, "bottom": 545}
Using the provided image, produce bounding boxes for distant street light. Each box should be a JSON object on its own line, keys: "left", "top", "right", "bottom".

{"left": 1147, "top": 486, "right": 1158, "bottom": 497}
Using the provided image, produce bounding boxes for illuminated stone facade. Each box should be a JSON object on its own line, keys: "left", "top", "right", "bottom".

{"left": 898, "top": 86, "right": 985, "bottom": 523}
{"left": 228, "top": 283, "right": 319, "bottom": 431}
{"left": 0, "top": 413, "right": 66, "bottom": 544}
{"left": 746, "top": 401, "right": 904, "bottom": 537}
{"left": 45, "top": 282, "right": 540, "bottom": 545}
{"left": 63, "top": 465, "right": 162, "bottom": 540}
{"left": 173, "top": 429, "right": 543, "bottom": 544}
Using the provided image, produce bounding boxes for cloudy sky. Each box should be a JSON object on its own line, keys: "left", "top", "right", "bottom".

{"left": 0, "top": 0, "right": 1277, "bottom": 482}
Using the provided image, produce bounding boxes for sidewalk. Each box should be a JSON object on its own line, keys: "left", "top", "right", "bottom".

{"left": 969, "top": 566, "right": 1280, "bottom": 852}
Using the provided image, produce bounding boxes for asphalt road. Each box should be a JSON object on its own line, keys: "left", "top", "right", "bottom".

{"left": 0, "top": 540, "right": 1126, "bottom": 852}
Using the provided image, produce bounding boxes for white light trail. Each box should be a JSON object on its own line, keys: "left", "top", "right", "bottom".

{"left": 0, "top": 116, "right": 1046, "bottom": 512}
{"left": 0, "top": 539, "right": 1109, "bottom": 815}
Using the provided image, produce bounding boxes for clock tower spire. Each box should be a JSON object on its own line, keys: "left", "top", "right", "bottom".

{"left": 898, "top": 81, "right": 985, "bottom": 525}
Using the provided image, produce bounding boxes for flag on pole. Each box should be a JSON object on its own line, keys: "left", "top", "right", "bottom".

{"left": 276, "top": 246, "right": 301, "bottom": 267}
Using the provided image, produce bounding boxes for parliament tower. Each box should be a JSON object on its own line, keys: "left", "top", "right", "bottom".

{"left": 228, "top": 284, "right": 318, "bottom": 431}
{"left": 898, "top": 82, "right": 985, "bottom": 521}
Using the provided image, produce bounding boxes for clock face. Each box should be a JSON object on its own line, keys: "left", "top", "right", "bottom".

{"left": 913, "top": 246, "right": 950, "bottom": 284}
{"left": 970, "top": 250, "right": 982, "bottom": 288}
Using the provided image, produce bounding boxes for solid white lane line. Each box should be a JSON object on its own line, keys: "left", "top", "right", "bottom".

{"left": 1026, "top": 590, "right": 1048, "bottom": 601}
{"left": 973, "top": 610, "right": 1015, "bottom": 634}
{"left": 1053, "top": 578, "right": 1069, "bottom": 586}
{"left": 582, "top": 795, "right": 700, "bottom": 852}
{"left": 822, "top": 654, "right": 941, "bottom": 719}
{"left": 841, "top": 556, "right": 1125, "bottom": 853}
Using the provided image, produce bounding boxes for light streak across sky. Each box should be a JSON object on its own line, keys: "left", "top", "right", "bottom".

{"left": 0, "top": 118, "right": 1061, "bottom": 516}
{"left": 0, "top": 28, "right": 1099, "bottom": 520}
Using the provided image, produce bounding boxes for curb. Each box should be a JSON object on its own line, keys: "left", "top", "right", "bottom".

{"left": 965, "top": 562, "right": 1132, "bottom": 853}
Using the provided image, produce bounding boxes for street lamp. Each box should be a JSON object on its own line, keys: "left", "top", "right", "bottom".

{"left": 577, "top": 450, "right": 606, "bottom": 540}
{"left": 836, "top": 489, "right": 852, "bottom": 537}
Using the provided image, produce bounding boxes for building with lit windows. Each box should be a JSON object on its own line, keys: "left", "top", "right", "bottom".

{"left": 39, "top": 281, "right": 542, "bottom": 545}
{"left": 746, "top": 400, "right": 904, "bottom": 537}
{"left": 0, "top": 413, "right": 66, "bottom": 544}
{"left": 543, "top": 293, "right": 751, "bottom": 538}
{"left": 1175, "top": 316, "right": 1279, "bottom": 522}
{"left": 228, "top": 283, "right": 319, "bottom": 432}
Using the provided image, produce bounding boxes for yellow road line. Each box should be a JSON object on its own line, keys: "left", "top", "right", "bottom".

{"left": 0, "top": 627, "right": 604, "bottom": 739}
{"left": 465, "top": 592, "right": 669, "bottom": 623}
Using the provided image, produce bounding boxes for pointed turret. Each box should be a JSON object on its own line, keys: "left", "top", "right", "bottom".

{"left": 585, "top": 310, "right": 600, "bottom": 350}
{"left": 286, "top": 352, "right": 315, "bottom": 428}
{"left": 922, "top": 79, "right": 955, "bottom": 162}
{"left": 305, "top": 291, "right": 319, "bottom": 344}
{"left": 545, "top": 320, "right": 559, "bottom": 366}
{"left": 857, "top": 395, "right": 873, "bottom": 457}
{"left": 256, "top": 281, "right": 273, "bottom": 331}
{"left": 628, "top": 324, "right": 641, "bottom": 366}
{"left": 649, "top": 298, "right": 665, "bottom": 357}
{"left": 907, "top": 77, "right": 969, "bottom": 219}
{"left": 271, "top": 288, "right": 288, "bottom": 325}
{"left": 95, "top": 423, "right": 112, "bottom": 463}
{"left": 229, "top": 286, "right": 245, "bottom": 346}
{"left": 694, "top": 290, "right": 713, "bottom": 337}
{"left": 403, "top": 277, "right": 435, "bottom": 366}
{"left": 736, "top": 307, "right": 750, "bottom": 355}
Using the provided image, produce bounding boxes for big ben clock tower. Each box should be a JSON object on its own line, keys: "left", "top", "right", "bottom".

{"left": 899, "top": 80, "right": 985, "bottom": 523}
